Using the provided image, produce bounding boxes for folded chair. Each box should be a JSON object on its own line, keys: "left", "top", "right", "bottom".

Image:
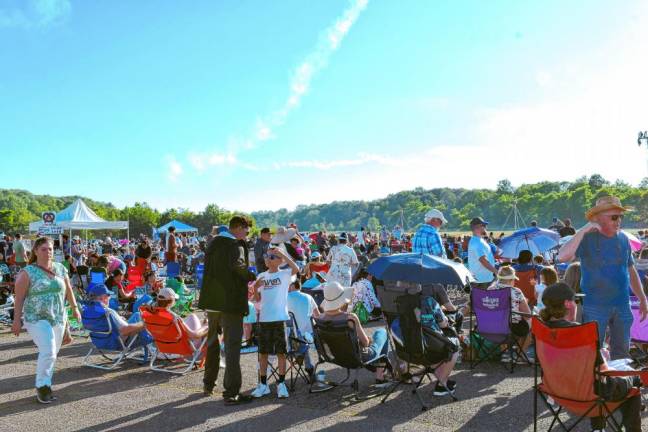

{"left": 309, "top": 316, "right": 388, "bottom": 400}
{"left": 140, "top": 306, "right": 206, "bottom": 375}
{"left": 377, "top": 287, "right": 458, "bottom": 410}
{"left": 285, "top": 312, "right": 313, "bottom": 390}
{"left": 469, "top": 286, "right": 531, "bottom": 372}
{"left": 532, "top": 316, "right": 648, "bottom": 432}
{"left": 81, "top": 301, "right": 149, "bottom": 370}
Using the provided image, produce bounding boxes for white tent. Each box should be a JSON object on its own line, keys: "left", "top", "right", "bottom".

{"left": 29, "top": 199, "right": 129, "bottom": 237}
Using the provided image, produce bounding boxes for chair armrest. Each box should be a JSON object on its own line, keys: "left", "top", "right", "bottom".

{"left": 602, "top": 369, "right": 648, "bottom": 386}
{"left": 512, "top": 311, "right": 534, "bottom": 318}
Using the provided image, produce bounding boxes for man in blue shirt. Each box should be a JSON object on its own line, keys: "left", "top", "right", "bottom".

{"left": 467, "top": 217, "right": 497, "bottom": 289}
{"left": 558, "top": 196, "right": 648, "bottom": 360}
{"left": 412, "top": 209, "right": 447, "bottom": 258}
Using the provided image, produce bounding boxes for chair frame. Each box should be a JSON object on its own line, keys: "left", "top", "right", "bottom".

{"left": 143, "top": 309, "right": 206, "bottom": 375}
{"left": 82, "top": 308, "right": 145, "bottom": 370}
{"left": 469, "top": 286, "right": 532, "bottom": 373}
{"left": 379, "top": 291, "right": 458, "bottom": 411}
{"left": 309, "top": 316, "right": 388, "bottom": 400}
{"left": 532, "top": 317, "right": 646, "bottom": 432}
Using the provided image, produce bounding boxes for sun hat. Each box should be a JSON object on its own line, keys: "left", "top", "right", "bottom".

{"left": 424, "top": 209, "right": 448, "bottom": 224}
{"left": 585, "top": 196, "right": 632, "bottom": 221}
{"left": 271, "top": 226, "right": 297, "bottom": 244}
{"left": 87, "top": 284, "right": 112, "bottom": 297}
{"left": 320, "top": 281, "right": 354, "bottom": 312}
{"left": 497, "top": 266, "right": 519, "bottom": 281}
{"left": 157, "top": 287, "right": 179, "bottom": 300}
{"left": 542, "top": 282, "right": 575, "bottom": 304}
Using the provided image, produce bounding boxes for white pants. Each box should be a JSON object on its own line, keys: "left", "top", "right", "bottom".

{"left": 24, "top": 320, "right": 65, "bottom": 388}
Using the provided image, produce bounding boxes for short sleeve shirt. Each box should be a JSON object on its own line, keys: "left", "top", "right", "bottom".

{"left": 257, "top": 269, "right": 292, "bottom": 322}
{"left": 468, "top": 236, "right": 495, "bottom": 283}
{"left": 287, "top": 290, "right": 318, "bottom": 334}
{"left": 576, "top": 231, "right": 634, "bottom": 307}
{"left": 22, "top": 263, "right": 68, "bottom": 326}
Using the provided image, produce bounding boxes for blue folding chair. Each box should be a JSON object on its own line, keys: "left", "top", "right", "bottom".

{"left": 166, "top": 262, "right": 181, "bottom": 278}
{"left": 195, "top": 263, "right": 204, "bottom": 290}
{"left": 81, "top": 301, "right": 151, "bottom": 370}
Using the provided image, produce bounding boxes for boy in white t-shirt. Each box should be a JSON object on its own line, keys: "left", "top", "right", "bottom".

{"left": 251, "top": 246, "right": 299, "bottom": 399}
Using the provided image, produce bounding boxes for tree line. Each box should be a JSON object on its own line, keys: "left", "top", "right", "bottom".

{"left": 0, "top": 175, "right": 646, "bottom": 237}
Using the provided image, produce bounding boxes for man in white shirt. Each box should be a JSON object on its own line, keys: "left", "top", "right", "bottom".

{"left": 467, "top": 217, "right": 497, "bottom": 289}
{"left": 287, "top": 279, "right": 320, "bottom": 376}
{"left": 251, "top": 246, "right": 299, "bottom": 399}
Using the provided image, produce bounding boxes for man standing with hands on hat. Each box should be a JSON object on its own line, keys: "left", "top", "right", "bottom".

{"left": 558, "top": 196, "right": 648, "bottom": 360}
{"left": 412, "top": 209, "right": 448, "bottom": 258}
{"left": 468, "top": 217, "right": 498, "bottom": 289}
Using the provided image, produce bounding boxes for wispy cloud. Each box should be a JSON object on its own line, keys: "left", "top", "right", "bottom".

{"left": 165, "top": 155, "right": 183, "bottom": 182}
{"left": 0, "top": 0, "right": 71, "bottom": 28}
{"left": 188, "top": 152, "right": 237, "bottom": 172}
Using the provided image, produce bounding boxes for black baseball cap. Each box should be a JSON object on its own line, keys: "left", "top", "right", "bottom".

{"left": 542, "top": 282, "right": 575, "bottom": 304}
{"left": 260, "top": 227, "right": 271, "bottom": 234}
{"left": 470, "top": 217, "right": 489, "bottom": 227}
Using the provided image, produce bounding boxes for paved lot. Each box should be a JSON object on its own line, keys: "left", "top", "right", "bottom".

{"left": 0, "top": 326, "right": 643, "bottom": 432}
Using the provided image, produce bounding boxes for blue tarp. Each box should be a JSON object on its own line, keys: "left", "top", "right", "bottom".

{"left": 154, "top": 220, "right": 198, "bottom": 235}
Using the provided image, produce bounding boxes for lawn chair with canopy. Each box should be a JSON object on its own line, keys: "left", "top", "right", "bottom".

{"left": 140, "top": 306, "right": 206, "bottom": 375}
{"left": 532, "top": 316, "right": 648, "bottom": 432}
{"left": 376, "top": 284, "right": 458, "bottom": 411}
{"left": 469, "top": 286, "right": 532, "bottom": 372}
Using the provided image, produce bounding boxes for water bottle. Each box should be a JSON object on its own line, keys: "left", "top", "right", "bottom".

{"left": 316, "top": 370, "right": 326, "bottom": 383}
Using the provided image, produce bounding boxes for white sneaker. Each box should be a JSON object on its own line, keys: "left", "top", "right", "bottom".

{"left": 277, "top": 382, "right": 289, "bottom": 398}
{"left": 251, "top": 383, "right": 270, "bottom": 398}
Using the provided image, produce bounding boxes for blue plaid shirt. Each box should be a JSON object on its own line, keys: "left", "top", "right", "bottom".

{"left": 412, "top": 224, "right": 446, "bottom": 258}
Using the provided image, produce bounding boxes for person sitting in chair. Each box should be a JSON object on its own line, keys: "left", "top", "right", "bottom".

{"left": 319, "top": 281, "right": 389, "bottom": 384}
{"left": 153, "top": 288, "right": 208, "bottom": 342}
{"left": 86, "top": 284, "right": 145, "bottom": 339}
{"left": 540, "top": 282, "right": 642, "bottom": 432}
{"left": 389, "top": 283, "right": 459, "bottom": 396}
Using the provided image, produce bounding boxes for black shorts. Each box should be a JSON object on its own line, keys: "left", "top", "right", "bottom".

{"left": 257, "top": 321, "right": 287, "bottom": 355}
{"left": 511, "top": 319, "right": 530, "bottom": 337}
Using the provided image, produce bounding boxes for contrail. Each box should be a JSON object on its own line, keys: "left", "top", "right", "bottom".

{"left": 181, "top": 0, "right": 370, "bottom": 176}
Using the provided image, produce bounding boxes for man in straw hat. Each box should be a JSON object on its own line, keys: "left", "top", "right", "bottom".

{"left": 558, "top": 196, "right": 648, "bottom": 360}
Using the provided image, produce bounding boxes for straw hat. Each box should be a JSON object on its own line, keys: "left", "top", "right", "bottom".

{"left": 585, "top": 196, "right": 632, "bottom": 221}
{"left": 320, "top": 281, "right": 354, "bottom": 312}
{"left": 497, "top": 266, "right": 519, "bottom": 281}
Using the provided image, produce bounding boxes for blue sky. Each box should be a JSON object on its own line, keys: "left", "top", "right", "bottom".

{"left": 2, "top": 0, "right": 648, "bottom": 212}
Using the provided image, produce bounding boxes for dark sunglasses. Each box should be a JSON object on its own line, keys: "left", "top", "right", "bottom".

{"left": 265, "top": 254, "right": 280, "bottom": 260}
{"left": 609, "top": 214, "right": 624, "bottom": 221}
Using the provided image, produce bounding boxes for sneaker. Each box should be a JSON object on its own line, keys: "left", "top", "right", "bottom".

{"left": 251, "top": 383, "right": 271, "bottom": 398}
{"left": 45, "top": 386, "right": 57, "bottom": 402}
{"left": 224, "top": 394, "right": 254, "bottom": 405}
{"left": 277, "top": 382, "right": 289, "bottom": 398}
{"left": 433, "top": 381, "right": 456, "bottom": 396}
{"left": 36, "top": 386, "right": 53, "bottom": 404}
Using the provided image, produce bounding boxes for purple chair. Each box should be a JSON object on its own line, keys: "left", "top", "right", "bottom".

{"left": 469, "top": 286, "right": 530, "bottom": 372}
{"left": 630, "top": 296, "right": 648, "bottom": 344}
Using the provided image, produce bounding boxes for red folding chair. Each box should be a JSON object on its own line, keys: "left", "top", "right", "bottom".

{"left": 140, "top": 307, "right": 206, "bottom": 375}
{"left": 125, "top": 264, "right": 144, "bottom": 293}
{"left": 532, "top": 316, "right": 648, "bottom": 431}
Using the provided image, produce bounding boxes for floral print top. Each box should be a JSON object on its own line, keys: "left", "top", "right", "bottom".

{"left": 22, "top": 263, "right": 68, "bottom": 326}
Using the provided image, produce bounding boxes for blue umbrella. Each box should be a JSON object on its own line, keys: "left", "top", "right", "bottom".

{"left": 498, "top": 227, "right": 560, "bottom": 259}
{"left": 367, "top": 253, "right": 474, "bottom": 286}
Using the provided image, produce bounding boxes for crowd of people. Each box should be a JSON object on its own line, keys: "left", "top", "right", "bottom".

{"left": 2, "top": 194, "right": 648, "bottom": 430}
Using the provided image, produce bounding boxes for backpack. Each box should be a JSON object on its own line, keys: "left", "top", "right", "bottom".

{"left": 352, "top": 301, "right": 370, "bottom": 324}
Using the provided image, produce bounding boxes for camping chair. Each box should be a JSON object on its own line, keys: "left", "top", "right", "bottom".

{"left": 515, "top": 267, "right": 538, "bottom": 308}
{"left": 166, "top": 262, "right": 181, "bottom": 278}
{"left": 376, "top": 286, "right": 458, "bottom": 410}
{"left": 75, "top": 265, "right": 89, "bottom": 293}
{"left": 469, "top": 286, "right": 531, "bottom": 372}
{"left": 283, "top": 312, "right": 313, "bottom": 390}
{"left": 81, "top": 301, "right": 149, "bottom": 370}
{"left": 125, "top": 264, "right": 144, "bottom": 293}
{"left": 166, "top": 277, "right": 194, "bottom": 316}
{"left": 309, "top": 316, "right": 388, "bottom": 400}
{"left": 195, "top": 263, "right": 204, "bottom": 290}
{"left": 629, "top": 296, "right": 648, "bottom": 363}
{"left": 140, "top": 306, "right": 206, "bottom": 375}
{"left": 87, "top": 267, "right": 107, "bottom": 289}
{"left": 532, "top": 316, "right": 648, "bottom": 432}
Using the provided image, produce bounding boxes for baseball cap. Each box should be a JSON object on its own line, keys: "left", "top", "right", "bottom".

{"left": 311, "top": 251, "right": 321, "bottom": 259}
{"left": 470, "top": 217, "right": 489, "bottom": 227}
{"left": 157, "top": 287, "right": 179, "bottom": 300}
{"left": 87, "top": 284, "right": 112, "bottom": 297}
{"left": 542, "top": 282, "right": 575, "bottom": 304}
{"left": 424, "top": 209, "right": 448, "bottom": 224}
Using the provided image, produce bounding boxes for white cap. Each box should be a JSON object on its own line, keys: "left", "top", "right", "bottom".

{"left": 157, "top": 287, "right": 179, "bottom": 300}
{"left": 424, "top": 209, "right": 448, "bottom": 224}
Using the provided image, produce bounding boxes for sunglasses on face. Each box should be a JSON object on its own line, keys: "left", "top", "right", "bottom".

{"left": 265, "top": 254, "right": 280, "bottom": 260}
{"left": 608, "top": 214, "right": 624, "bottom": 221}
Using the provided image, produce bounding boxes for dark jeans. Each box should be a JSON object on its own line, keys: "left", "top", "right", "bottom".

{"left": 204, "top": 311, "right": 244, "bottom": 398}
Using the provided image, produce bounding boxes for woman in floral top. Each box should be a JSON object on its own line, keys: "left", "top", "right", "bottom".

{"left": 326, "top": 233, "right": 359, "bottom": 287}
{"left": 12, "top": 237, "right": 81, "bottom": 404}
{"left": 350, "top": 269, "right": 381, "bottom": 314}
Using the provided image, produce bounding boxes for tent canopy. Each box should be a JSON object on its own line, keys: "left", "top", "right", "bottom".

{"left": 29, "top": 199, "right": 129, "bottom": 232}
{"left": 155, "top": 220, "right": 198, "bottom": 234}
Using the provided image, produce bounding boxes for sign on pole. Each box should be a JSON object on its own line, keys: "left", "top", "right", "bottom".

{"left": 39, "top": 211, "right": 62, "bottom": 235}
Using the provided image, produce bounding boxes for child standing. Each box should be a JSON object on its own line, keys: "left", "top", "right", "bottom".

{"left": 251, "top": 246, "right": 299, "bottom": 399}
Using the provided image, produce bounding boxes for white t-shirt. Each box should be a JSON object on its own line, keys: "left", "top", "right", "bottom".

{"left": 257, "top": 269, "right": 292, "bottom": 322}
{"left": 287, "top": 290, "right": 318, "bottom": 335}
{"left": 468, "top": 236, "right": 495, "bottom": 283}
